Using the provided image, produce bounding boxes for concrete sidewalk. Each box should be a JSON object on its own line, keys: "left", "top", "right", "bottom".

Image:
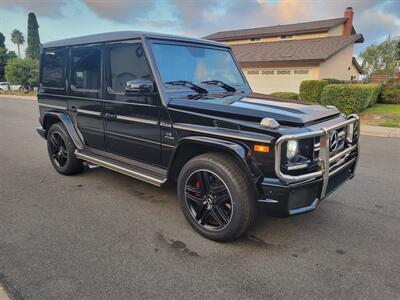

{"left": 1, "top": 95, "right": 399, "bottom": 138}
{"left": 360, "top": 124, "right": 400, "bottom": 138}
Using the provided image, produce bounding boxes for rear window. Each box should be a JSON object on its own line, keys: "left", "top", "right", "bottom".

{"left": 42, "top": 49, "right": 66, "bottom": 88}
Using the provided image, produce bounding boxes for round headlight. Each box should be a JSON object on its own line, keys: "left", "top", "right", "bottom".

{"left": 286, "top": 140, "right": 299, "bottom": 160}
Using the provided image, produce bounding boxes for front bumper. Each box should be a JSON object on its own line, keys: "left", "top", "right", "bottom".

{"left": 259, "top": 114, "right": 359, "bottom": 215}
{"left": 259, "top": 155, "right": 356, "bottom": 214}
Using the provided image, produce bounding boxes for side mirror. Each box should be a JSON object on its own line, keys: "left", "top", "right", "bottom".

{"left": 125, "top": 79, "right": 154, "bottom": 94}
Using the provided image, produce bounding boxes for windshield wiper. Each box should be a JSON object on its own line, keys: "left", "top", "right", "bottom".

{"left": 165, "top": 80, "right": 208, "bottom": 94}
{"left": 201, "top": 80, "right": 236, "bottom": 92}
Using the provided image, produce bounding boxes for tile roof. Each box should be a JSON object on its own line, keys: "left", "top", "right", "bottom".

{"left": 231, "top": 34, "right": 363, "bottom": 63}
{"left": 204, "top": 18, "right": 348, "bottom": 41}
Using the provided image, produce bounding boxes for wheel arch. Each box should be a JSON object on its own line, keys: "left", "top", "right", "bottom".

{"left": 42, "top": 112, "right": 84, "bottom": 150}
{"left": 168, "top": 136, "right": 263, "bottom": 196}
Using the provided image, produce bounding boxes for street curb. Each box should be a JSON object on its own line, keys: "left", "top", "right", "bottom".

{"left": 0, "top": 95, "right": 37, "bottom": 101}
{"left": 361, "top": 125, "right": 400, "bottom": 139}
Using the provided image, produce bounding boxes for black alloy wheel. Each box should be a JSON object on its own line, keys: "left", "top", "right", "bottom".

{"left": 49, "top": 131, "right": 68, "bottom": 168}
{"left": 46, "top": 123, "right": 84, "bottom": 175}
{"left": 184, "top": 169, "right": 233, "bottom": 231}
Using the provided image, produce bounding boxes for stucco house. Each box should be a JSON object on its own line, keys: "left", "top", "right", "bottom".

{"left": 204, "top": 7, "right": 364, "bottom": 94}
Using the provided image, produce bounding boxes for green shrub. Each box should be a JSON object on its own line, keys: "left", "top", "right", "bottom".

{"left": 299, "top": 80, "right": 330, "bottom": 103}
{"left": 323, "top": 78, "right": 344, "bottom": 84}
{"left": 381, "top": 81, "right": 400, "bottom": 104}
{"left": 4, "top": 57, "right": 39, "bottom": 88}
{"left": 320, "top": 84, "right": 381, "bottom": 115}
{"left": 269, "top": 92, "right": 299, "bottom": 100}
{"left": 364, "top": 83, "right": 382, "bottom": 106}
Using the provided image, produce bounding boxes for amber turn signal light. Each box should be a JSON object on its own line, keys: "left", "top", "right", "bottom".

{"left": 253, "top": 144, "right": 270, "bottom": 153}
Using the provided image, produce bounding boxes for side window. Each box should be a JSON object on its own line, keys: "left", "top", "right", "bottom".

{"left": 71, "top": 46, "right": 101, "bottom": 90}
{"left": 108, "top": 43, "right": 152, "bottom": 94}
{"left": 42, "top": 48, "right": 66, "bottom": 88}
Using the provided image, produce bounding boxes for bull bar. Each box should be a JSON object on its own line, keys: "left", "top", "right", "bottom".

{"left": 274, "top": 114, "right": 360, "bottom": 199}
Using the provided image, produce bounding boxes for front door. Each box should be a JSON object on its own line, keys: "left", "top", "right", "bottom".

{"left": 103, "top": 41, "right": 161, "bottom": 165}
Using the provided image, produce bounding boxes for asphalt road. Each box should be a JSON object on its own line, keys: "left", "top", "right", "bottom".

{"left": 1, "top": 97, "right": 400, "bottom": 300}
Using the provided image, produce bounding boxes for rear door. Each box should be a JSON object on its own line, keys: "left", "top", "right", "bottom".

{"left": 103, "top": 40, "right": 162, "bottom": 165}
{"left": 68, "top": 44, "right": 105, "bottom": 150}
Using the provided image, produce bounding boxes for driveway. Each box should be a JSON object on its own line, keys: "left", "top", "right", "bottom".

{"left": 0, "top": 97, "right": 399, "bottom": 299}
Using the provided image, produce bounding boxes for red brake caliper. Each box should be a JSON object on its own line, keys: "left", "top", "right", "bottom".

{"left": 195, "top": 181, "right": 202, "bottom": 197}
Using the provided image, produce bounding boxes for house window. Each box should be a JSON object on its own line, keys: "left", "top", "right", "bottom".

{"left": 281, "top": 35, "right": 293, "bottom": 39}
{"left": 277, "top": 70, "right": 291, "bottom": 75}
{"left": 351, "top": 76, "right": 357, "bottom": 81}
{"left": 294, "top": 70, "right": 309, "bottom": 75}
{"left": 262, "top": 70, "right": 274, "bottom": 75}
{"left": 250, "top": 38, "right": 261, "bottom": 42}
{"left": 247, "top": 70, "right": 259, "bottom": 75}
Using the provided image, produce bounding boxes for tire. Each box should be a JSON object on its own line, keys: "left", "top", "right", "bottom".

{"left": 177, "top": 153, "right": 255, "bottom": 242}
{"left": 47, "top": 123, "right": 84, "bottom": 175}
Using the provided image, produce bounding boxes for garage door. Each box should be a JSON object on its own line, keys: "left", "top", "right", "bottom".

{"left": 244, "top": 68, "right": 312, "bottom": 94}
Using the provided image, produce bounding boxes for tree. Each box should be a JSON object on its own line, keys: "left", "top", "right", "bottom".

{"left": 360, "top": 37, "right": 398, "bottom": 76}
{"left": 7, "top": 51, "right": 17, "bottom": 60}
{"left": 0, "top": 32, "right": 5, "bottom": 48}
{"left": 25, "top": 12, "right": 40, "bottom": 60}
{"left": 0, "top": 32, "right": 7, "bottom": 81}
{"left": 11, "top": 29, "right": 25, "bottom": 58}
{"left": 5, "top": 58, "right": 39, "bottom": 88}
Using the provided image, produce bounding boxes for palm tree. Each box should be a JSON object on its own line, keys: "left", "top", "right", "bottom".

{"left": 11, "top": 29, "right": 25, "bottom": 58}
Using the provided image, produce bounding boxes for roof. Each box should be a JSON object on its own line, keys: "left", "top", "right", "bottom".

{"left": 204, "top": 18, "right": 354, "bottom": 41}
{"left": 230, "top": 34, "right": 363, "bottom": 64}
{"left": 352, "top": 57, "right": 363, "bottom": 74}
{"left": 42, "top": 31, "right": 226, "bottom": 49}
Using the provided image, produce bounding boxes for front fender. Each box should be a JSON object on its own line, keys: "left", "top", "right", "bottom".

{"left": 42, "top": 111, "right": 84, "bottom": 150}
{"left": 169, "top": 135, "right": 263, "bottom": 191}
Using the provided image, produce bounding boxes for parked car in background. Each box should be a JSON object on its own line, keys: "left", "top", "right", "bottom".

{"left": 10, "top": 84, "right": 23, "bottom": 91}
{"left": 36, "top": 31, "right": 360, "bottom": 241}
{"left": 0, "top": 82, "right": 11, "bottom": 91}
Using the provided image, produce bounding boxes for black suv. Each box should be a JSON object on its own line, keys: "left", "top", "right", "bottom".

{"left": 37, "top": 31, "right": 359, "bottom": 241}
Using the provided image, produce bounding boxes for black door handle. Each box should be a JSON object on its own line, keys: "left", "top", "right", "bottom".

{"left": 106, "top": 113, "right": 117, "bottom": 120}
{"left": 70, "top": 106, "right": 77, "bottom": 112}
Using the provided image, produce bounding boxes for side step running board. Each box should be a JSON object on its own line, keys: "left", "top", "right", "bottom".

{"left": 75, "top": 150, "right": 167, "bottom": 187}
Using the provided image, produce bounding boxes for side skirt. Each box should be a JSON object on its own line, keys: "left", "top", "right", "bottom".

{"left": 74, "top": 149, "right": 167, "bottom": 187}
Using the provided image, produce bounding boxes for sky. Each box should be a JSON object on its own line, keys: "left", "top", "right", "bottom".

{"left": 0, "top": 0, "right": 399, "bottom": 58}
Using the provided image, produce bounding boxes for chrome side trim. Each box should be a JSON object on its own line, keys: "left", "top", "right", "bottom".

{"left": 173, "top": 123, "right": 270, "bottom": 143}
{"left": 257, "top": 198, "right": 279, "bottom": 203}
{"left": 289, "top": 198, "right": 319, "bottom": 215}
{"left": 38, "top": 103, "right": 67, "bottom": 110}
{"left": 116, "top": 115, "right": 159, "bottom": 125}
{"left": 77, "top": 109, "right": 101, "bottom": 116}
{"left": 75, "top": 150, "right": 166, "bottom": 187}
{"left": 106, "top": 130, "right": 161, "bottom": 146}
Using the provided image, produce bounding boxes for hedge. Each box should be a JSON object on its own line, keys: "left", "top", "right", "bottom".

{"left": 320, "top": 84, "right": 382, "bottom": 115}
{"left": 269, "top": 92, "right": 299, "bottom": 100}
{"left": 381, "top": 81, "right": 400, "bottom": 104}
{"left": 299, "top": 80, "right": 330, "bottom": 103}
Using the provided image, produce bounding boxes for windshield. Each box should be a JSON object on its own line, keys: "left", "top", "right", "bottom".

{"left": 151, "top": 43, "right": 245, "bottom": 87}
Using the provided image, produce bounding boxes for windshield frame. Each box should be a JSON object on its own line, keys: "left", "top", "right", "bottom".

{"left": 146, "top": 38, "right": 250, "bottom": 96}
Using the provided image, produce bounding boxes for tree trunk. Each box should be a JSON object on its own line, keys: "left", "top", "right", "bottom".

{"left": 17, "top": 44, "right": 20, "bottom": 58}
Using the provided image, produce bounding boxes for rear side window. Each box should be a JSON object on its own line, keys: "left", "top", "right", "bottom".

{"left": 108, "top": 43, "right": 152, "bottom": 93}
{"left": 71, "top": 46, "right": 101, "bottom": 90}
{"left": 42, "top": 49, "right": 66, "bottom": 88}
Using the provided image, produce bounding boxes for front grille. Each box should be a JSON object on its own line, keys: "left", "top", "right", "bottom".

{"left": 313, "top": 126, "right": 349, "bottom": 159}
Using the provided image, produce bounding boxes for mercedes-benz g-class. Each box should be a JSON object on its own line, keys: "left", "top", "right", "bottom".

{"left": 37, "top": 32, "right": 359, "bottom": 241}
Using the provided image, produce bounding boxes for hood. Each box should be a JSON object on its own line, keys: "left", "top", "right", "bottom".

{"left": 167, "top": 93, "right": 340, "bottom": 127}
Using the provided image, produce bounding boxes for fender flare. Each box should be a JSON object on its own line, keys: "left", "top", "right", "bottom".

{"left": 168, "top": 136, "right": 263, "bottom": 191}
{"left": 42, "top": 111, "right": 84, "bottom": 150}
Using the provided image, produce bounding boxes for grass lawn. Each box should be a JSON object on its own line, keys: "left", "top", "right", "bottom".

{"left": 0, "top": 90, "right": 37, "bottom": 97}
{"left": 361, "top": 104, "right": 400, "bottom": 128}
